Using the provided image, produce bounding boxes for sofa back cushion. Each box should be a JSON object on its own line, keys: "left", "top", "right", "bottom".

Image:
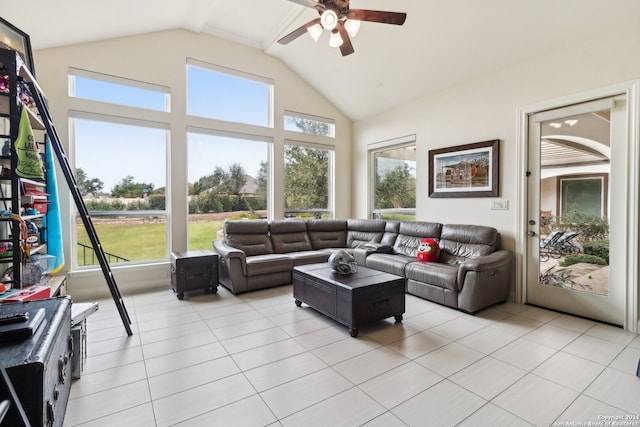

{"left": 439, "top": 224, "right": 499, "bottom": 262}
{"left": 346, "top": 219, "right": 386, "bottom": 248}
{"left": 307, "top": 219, "right": 347, "bottom": 249}
{"left": 381, "top": 221, "right": 400, "bottom": 247}
{"left": 269, "top": 220, "right": 313, "bottom": 253}
{"left": 224, "top": 220, "right": 273, "bottom": 256}
{"left": 393, "top": 221, "right": 442, "bottom": 257}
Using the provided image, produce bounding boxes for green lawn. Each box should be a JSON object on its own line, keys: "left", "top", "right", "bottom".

{"left": 188, "top": 220, "right": 224, "bottom": 250}
{"left": 76, "top": 220, "right": 224, "bottom": 264}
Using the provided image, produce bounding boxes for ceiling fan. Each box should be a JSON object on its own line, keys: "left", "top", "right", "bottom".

{"left": 278, "top": 0, "right": 407, "bottom": 56}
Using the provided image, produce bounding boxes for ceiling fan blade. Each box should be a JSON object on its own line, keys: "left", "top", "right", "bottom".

{"left": 347, "top": 9, "right": 407, "bottom": 25}
{"left": 287, "top": 0, "right": 324, "bottom": 10}
{"left": 337, "top": 24, "right": 355, "bottom": 56}
{"left": 278, "top": 18, "right": 322, "bottom": 45}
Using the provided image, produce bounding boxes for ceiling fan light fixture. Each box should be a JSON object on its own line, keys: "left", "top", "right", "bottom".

{"left": 329, "top": 30, "right": 343, "bottom": 47}
{"left": 321, "top": 9, "right": 339, "bottom": 30}
{"left": 344, "top": 19, "right": 361, "bottom": 38}
{"left": 307, "top": 23, "right": 323, "bottom": 41}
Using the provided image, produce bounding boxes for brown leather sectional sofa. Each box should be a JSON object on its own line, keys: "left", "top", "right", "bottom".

{"left": 212, "top": 218, "right": 514, "bottom": 313}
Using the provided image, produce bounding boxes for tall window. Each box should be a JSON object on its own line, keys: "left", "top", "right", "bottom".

{"left": 284, "top": 142, "right": 333, "bottom": 219}
{"left": 69, "top": 68, "right": 170, "bottom": 111}
{"left": 187, "top": 60, "right": 272, "bottom": 127}
{"left": 187, "top": 130, "right": 271, "bottom": 249}
{"left": 72, "top": 115, "right": 168, "bottom": 266}
{"left": 370, "top": 137, "right": 416, "bottom": 220}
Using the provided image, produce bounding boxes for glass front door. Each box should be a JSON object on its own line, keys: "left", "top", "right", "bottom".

{"left": 526, "top": 96, "right": 625, "bottom": 325}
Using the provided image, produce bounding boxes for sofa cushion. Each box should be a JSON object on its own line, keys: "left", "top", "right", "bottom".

{"left": 246, "top": 254, "right": 294, "bottom": 276}
{"left": 224, "top": 220, "right": 273, "bottom": 256}
{"left": 346, "top": 218, "right": 386, "bottom": 248}
{"left": 307, "top": 219, "right": 347, "bottom": 249}
{"left": 393, "top": 221, "right": 442, "bottom": 257}
{"left": 381, "top": 221, "right": 400, "bottom": 247}
{"left": 269, "top": 220, "right": 313, "bottom": 253}
{"left": 285, "top": 250, "right": 331, "bottom": 266}
{"left": 405, "top": 261, "right": 459, "bottom": 292}
{"left": 439, "top": 224, "right": 498, "bottom": 261}
{"left": 365, "top": 253, "right": 414, "bottom": 277}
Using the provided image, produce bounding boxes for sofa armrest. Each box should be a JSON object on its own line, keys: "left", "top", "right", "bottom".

{"left": 213, "top": 240, "right": 247, "bottom": 275}
{"left": 354, "top": 243, "right": 393, "bottom": 265}
{"left": 362, "top": 242, "right": 393, "bottom": 252}
{"left": 213, "top": 240, "right": 246, "bottom": 260}
{"left": 457, "top": 249, "right": 514, "bottom": 288}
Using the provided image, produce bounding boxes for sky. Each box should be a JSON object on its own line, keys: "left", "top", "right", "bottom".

{"left": 73, "top": 66, "right": 271, "bottom": 193}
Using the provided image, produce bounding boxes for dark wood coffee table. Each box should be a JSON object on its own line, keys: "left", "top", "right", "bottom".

{"left": 293, "top": 263, "right": 405, "bottom": 337}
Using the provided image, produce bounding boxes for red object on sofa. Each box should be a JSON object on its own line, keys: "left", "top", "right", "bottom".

{"left": 417, "top": 238, "right": 440, "bottom": 262}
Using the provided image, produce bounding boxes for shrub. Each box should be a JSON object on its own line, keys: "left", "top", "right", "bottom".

{"left": 147, "top": 194, "right": 165, "bottom": 210}
{"left": 560, "top": 253, "right": 608, "bottom": 267}
{"left": 582, "top": 240, "right": 609, "bottom": 264}
{"left": 553, "top": 211, "right": 609, "bottom": 241}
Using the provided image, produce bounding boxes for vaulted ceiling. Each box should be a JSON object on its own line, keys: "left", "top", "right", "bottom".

{"left": 3, "top": 0, "right": 640, "bottom": 120}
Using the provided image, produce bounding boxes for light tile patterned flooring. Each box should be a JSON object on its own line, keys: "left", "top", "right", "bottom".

{"left": 65, "top": 284, "right": 640, "bottom": 426}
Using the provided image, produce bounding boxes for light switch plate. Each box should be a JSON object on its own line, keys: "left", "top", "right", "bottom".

{"left": 491, "top": 200, "right": 509, "bottom": 210}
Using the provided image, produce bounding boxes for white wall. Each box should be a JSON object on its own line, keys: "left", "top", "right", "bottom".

{"left": 353, "top": 28, "right": 640, "bottom": 326}
{"left": 32, "top": 29, "right": 352, "bottom": 300}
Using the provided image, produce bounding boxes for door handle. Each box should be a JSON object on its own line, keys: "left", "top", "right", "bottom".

{"left": 527, "top": 231, "right": 536, "bottom": 236}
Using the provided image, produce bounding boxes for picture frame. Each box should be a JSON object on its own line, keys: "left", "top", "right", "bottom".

{"left": 429, "top": 139, "right": 499, "bottom": 198}
{"left": 0, "top": 17, "right": 35, "bottom": 76}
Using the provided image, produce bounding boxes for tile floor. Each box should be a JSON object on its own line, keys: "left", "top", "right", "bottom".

{"left": 65, "top": 284, "right": 640, "bottom": 426}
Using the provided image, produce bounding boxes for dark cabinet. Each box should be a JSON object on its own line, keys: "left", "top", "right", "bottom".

{"left": 0, "top": 297, "right": 72, "bottom": 426}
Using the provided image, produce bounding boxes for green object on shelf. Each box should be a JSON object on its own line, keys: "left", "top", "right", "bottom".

{"left": 14, "top": 106, "right": 44, "bottom": 180}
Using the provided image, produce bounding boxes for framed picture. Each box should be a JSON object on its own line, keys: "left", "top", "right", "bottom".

{"left": 429, "top": 139, "right": 499, "bottom": 198}
{"left": 0, "top": 17, "right": 35, "bottom": 76}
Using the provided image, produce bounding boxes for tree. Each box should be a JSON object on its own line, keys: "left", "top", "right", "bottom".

{"left": 75, "top": 167, "right": 104, "bottom": 196}
{"left": 225, "top": 163, "right": 246, "bottom": 195}
{"left": 256, "top": 161, "right": 268, "bottom": 196}
{"left": 284, "top": 146, "right": 328, "bottom": 209}
{"left": 111, "top": 175, "right": 155, "bottom": 198}
{"left": 191, "top": 164, "right": 247, "bottom": 196}
{"left": 375, "top": 163, "right": 416, "bottom": 209}
{"left": 193, "top": 166, "right": 226, "bottom": 194}
{"left": 287, "top": 117, "right": 331, "bottom": 136}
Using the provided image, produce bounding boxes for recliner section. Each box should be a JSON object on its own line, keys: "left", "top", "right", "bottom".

{"left": 213, "top": 218, "right": 514, "bottom": 313}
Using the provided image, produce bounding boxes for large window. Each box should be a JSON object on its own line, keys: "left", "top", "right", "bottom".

{"left": 72, "top": 114, "right": 168, "bottom": 266}
{"left": 370, "top": 137, "right": 416, "bottom": 220}
{"left": 559, "top": 174, "right": 608, "bottom": 217}
{"left": 187, "top": 60, "right": 272, "bottom": 127}
{"left": 284, "top": 142, "right": 333, "bottom": 218}
{"left": 69, "top": 68, "right": 170, "bottom": 111}
{"left": 187, "top": 130, "right": 271, "bottom": 249}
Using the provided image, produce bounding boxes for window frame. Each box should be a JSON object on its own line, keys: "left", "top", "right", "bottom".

{"left": 186, "top": 58, "right": 274, "bottom": 128}
{"left": 70, "top": 111, "right": 171, "bottom": 268}
{"left": 68, "top": 67, "right": 171, "bottom": 112}
{"left": 368, "top": 135, "right": 417, "bottom": 220}
{"left": 284, "top": 110, "right": 335, "bottom": 138}
{"left": 283, "top": 139, "right": 335, "bottom": 219}
{"left": 186, "top": 126, "right": 274, "bottom": 234}
{"left": 557, "top": 173, "right": 608, "bottom": 217}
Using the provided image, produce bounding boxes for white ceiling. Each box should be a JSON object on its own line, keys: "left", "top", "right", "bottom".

{"left": 3, "top": 0, "right": 640, "bottom": 120}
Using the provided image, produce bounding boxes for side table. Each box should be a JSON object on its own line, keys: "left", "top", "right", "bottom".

{"left": 170, "top": 250, "right": 219, "bottom": 299}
